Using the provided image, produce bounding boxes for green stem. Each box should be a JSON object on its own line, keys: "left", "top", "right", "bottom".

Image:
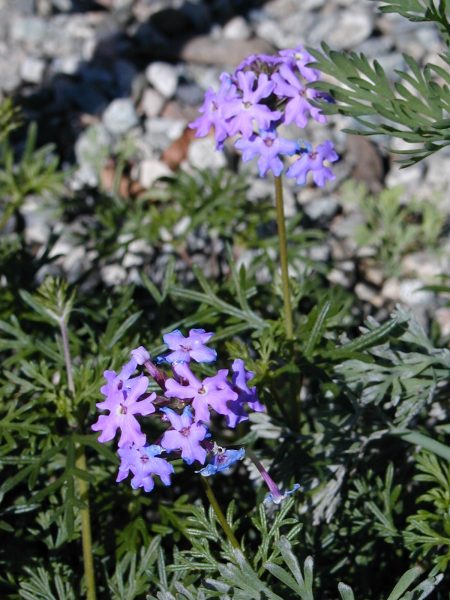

{"left": 200, "top": 477, "right": 241, "bottom": 550}
{"left": 75, "top": 451, "right": 97, "bottom": 600}
{"left": 391, "top": 429, "right": 450, "bottom": 462}
{"left": 274, "top": 175, "right": 294, "bottom": 339}
{"left": 60, "top": 318, "right": 97, "bottom": 600}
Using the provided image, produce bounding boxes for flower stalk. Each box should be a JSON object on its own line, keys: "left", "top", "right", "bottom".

{"left": 200, "top": 476, "right": 241, "bottom": 550}
{"left": 274, "top": 175, "right": 294, "bottom": 339}
{"left": 60, "top": 318, "right": 97, "bottom": 600}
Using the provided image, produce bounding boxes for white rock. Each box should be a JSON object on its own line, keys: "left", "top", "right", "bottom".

{"left": 20, "top": 56, "right": 46, "bottom": 84}
{"left": 51, "top": 55, "right": 80, "bottom": 75}
{"left": 103, "top": 98, "right": 138, "bottom": 135}
{"left": 327, "top": 9, "right": 373, "bottom": 49}
{"left": 187, "top": 137, "right": 227, "bottom": 169}
{"left": 145, "top": 117, "right": 186, "bottom": 151}
{"left": 146, "top": 62, "right": 178, "bottom": 98}
{"left": 173, "top": 215, "right": 191, "bottom": 237}
{"left": 435, "top": 307, "right": 450, "bottom": 337}
{"left": 222, "top": 16, "right": 251, "bottom": 40}
{"left": 101, "top": 264, "right": 127, "bottom": 286}
{"left": 140, "top": 87, "right": 165, "bottom": 118}
{"left": 139, "top": 159, "right": 172, "bottom": 188}
{"left": 385, "top": 162, "right": 424, "bottom": 190}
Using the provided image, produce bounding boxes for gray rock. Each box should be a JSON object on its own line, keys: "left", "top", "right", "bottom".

{"left": 327, "top": 9, "right": 374, "bottom": 49}
{"left": 52, "top": 0, "right": 72, "bottom": 10}
{"left": 425, "top": 155, "right": 450, "bottom": 193}
{"left": 51, "top": 55, "right": 80, "bottom": 76}
{"left": 101, "top": 264, "right": 127, "bottom": 286}
{"left": 176, "top": 82, "right": 204, "bottom": 106}
{"left": 140, "top": 87, "right": 165, "bottom": 118}
{"left": 187, "top": 137, "right": 227, "bottom": 169}
{"left": 435, "top": 307, "right": 450, "bottom": 337}
{"left": 222, "top": 16, "right": 251, "bottom": 40}
{"left": 303, "top": 197, "right": 339, "bottom": 221}
{"left": 11, "top": 16, "right": 48, "bottom": 47}
{"left": 139, "top": 159, "right": 172, "bottom": 188}
{"left": 0, "top": 50, "right": 22, "bottom": 93}
{"left": 180, "top": 36, "right": 274, "bottom": 66}
{"left": 146, "top": 62, "right": 178, "bottom": 99}
{"left": 401, "top": 252, "right": 447, "bottom": 283}
{"left": 144, "top": 117, "right": 186, "bottom": 152}
{"left": 20, "top": 56, "right": 46, "bottom": 84}
{"left": 103, "top": 98, "right": 139, "bottom": 135}
{"left": 385, "top": 162, "right": 425, "bottom": 189}
{"left": 75, "top": 124, "right": 112, "bottom": 183}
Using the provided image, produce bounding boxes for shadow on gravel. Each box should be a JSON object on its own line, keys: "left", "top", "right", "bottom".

{"left": 14, "top": 0, "right": 271, "bottom": 162}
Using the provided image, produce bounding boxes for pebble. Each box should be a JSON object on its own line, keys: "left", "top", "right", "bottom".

{"left": 327, "top": 8, "right": 374, "bottom": 49}
{"left": 146, "top": 62, "right": 178, "bottom": 99}
{"left": 435, "top": 308, "right": 450, "bottom": 337}
{"left": 139, "top": 158, "right": 172, "bottom": 188}
{"left": 140, "top": 87, "right": 165, "bottom": 118}
{"left": 101, "top": 264, "right": 128, "bottom": 286}
{"left": 222, "top": 16, "right": 251, "bottom": 40}
{"left": 303, "top": 196, "right": 339, "bottom": 222}
{"left": 20, "top": 56, "right": 46, "bottom": 84}
{"left": 103, "top": 98, "right": 139, "bottom": 135}
{"left": 145, "top": 117, "right": 186, "bottom": 152}
{"left": 180, "top": 36, "right": 274, "bottom": 66}
{"left": 187, "top": 137, "right": 227, "bottom": 169}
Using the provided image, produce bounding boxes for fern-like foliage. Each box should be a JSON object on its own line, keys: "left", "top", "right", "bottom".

{"left": 309, "top": 1, "right": 450, "bottom": 166}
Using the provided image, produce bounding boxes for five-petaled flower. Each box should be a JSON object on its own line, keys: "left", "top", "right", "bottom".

{"left": 163, "top": 328, "right": 217, "bottom": 364}
{"left": 164, "top": 362, "right": 239, "bottom": 425}
{"left": 117, "top": 444, "right": 174, "bottom": 492}
{"left": 92, "top": 374, "right": 155, "bottom": 448}
{"left": 160, "top": 406, "right": 209, "bottom": 465}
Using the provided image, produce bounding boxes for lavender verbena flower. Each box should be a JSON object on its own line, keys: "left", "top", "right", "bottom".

{"left": 235, "top": 53, "right": 282, "bottom": 73}
{"left": 92, "top": 374, "right": 155, "bottom": 447}
{"left": 198, "top": 446, "right": 245, "bottom": 477}
{"left": 189, "top": 73, "right": 237, "bottom": 148}
{"left": 164, "top": 362, "right": 239, "bottom": 425}
{"left": 131, "top": 345, "right": 150, "bottom": 365}
{"left": 160, "top": 406, "right": 208, "bottom": 465}
{"left": 223, "top": 71, "right": 281, "bottom": 138}
{"left": 235, "top": 129, "right": 298, "bottom": 177}
{"left": 231, "top": 359, "right": 265, "bottom": 414}
{"left": 272, "top": 64, "right": 326, "bottom": 128}
{"left": 279, "top": 45, "right": 320, "bottom": 82}
{"left": 249, "top": 452, "right": 301, "bottom": 506}
{"left": 264, "top": 483, "right": 301, "bottom": 505}
{"left": 286, "top": 140, "right": 338, "bottom": 187}
{"left": 163, "top": 328, "right": 217, "bottom": 364}
{"left": 117, "top": 444, "right": 174, "bottom": 492}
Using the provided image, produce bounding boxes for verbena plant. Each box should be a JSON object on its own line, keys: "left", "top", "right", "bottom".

{"left": 1, "top": 1, "right": 450, "bottom": 599}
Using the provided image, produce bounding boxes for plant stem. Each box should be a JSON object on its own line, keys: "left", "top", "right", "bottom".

{"left": 274, "top": 175, "right": 294, "bottom": 339}
{"left": 200, "top": 477, "right": 241, "bottom": 550}
{"left": 60, "top": 318, "right": 97, "bottom": 600}
{"left": 391, "top": 429, "right": 450, "bottom": 462}
{"left": 75, "top": 451, "right": 97, "bottom": 600}
{"left": 60, "top": 319, "right": 75, "bottom": 396}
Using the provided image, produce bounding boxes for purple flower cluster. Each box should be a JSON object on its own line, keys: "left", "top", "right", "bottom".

{"left": 92, "top": 329, "right": 263, "bottom": 493}
{"left": 189, "top": 45, "right": 338, "bottom": 187}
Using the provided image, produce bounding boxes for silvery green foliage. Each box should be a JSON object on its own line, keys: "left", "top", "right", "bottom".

{"left": 335, "top": 306, "right": 450, "bottom": 427}
{"left": 148, "top": 534, "right": 442, "bottom": 600}
{"left": 310, "top": 1, "right": 450, "bottom": 165}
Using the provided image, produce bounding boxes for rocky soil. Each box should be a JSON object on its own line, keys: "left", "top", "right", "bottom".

{"left": 2, "top": 0, "right": 450, "bottom": 330}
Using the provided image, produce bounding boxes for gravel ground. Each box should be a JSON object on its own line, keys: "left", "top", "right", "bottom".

{"left": 2, "top": 0, "right": 450, "bottom": 328}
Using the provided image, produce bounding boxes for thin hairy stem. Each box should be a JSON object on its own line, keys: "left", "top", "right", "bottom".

{"left": 60, "top": 319, "right": 97, "bottom": 600}
{"left": 274, "top": 175, "right": 294, "bottom": 339}
{"left": 201, "top": 477, "right": 241, "bottom": 550}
